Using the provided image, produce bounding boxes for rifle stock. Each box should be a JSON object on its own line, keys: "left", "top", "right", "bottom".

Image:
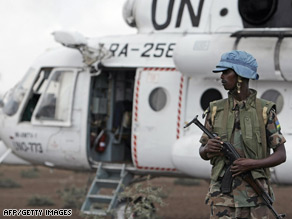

{"left": 186, "top": 115, "right": 286, "bottom": 219}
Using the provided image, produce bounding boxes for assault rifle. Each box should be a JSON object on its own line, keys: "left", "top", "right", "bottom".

{"left": 184, "top": 115, "right": 285, "bottom": 219}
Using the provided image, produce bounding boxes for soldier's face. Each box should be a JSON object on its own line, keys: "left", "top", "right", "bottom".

{"left": 220, "top": 69, "right": 237, "bottom": 91}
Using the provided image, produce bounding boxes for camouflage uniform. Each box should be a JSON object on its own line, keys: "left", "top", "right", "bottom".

{"left": 210, "top": 204, "right": 268, "bottom": 219}
{"left": 200, "top": 90, "right": 286, "bottom": 219}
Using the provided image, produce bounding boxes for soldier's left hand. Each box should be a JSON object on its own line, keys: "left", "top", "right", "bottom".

{"left": 230, "top": 158, "right": 255, "bottom": 177}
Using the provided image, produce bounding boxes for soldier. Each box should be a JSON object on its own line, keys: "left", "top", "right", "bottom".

{"left": 199, "top": 50, "right": 286, "bottom": 218}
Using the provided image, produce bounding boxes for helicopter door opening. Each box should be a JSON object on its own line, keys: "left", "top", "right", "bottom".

{"left": 88, "top": 68, "right": 135, "bottom": 163}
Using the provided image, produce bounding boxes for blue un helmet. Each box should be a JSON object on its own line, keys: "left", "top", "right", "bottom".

{"left": 212, "top": 50, "right": 259, "bottom": 80}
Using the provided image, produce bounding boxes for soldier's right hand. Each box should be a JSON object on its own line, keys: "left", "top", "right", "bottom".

{"left": 204, "top": 137, "right": 224, "bottom": 158}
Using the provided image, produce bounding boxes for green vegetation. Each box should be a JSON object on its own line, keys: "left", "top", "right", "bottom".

{"left": 57, "top": 185, "right": 86, "bottom": 209}
{"left": 20, "top": 167, "right": 39, "bottom": 178}
{"left": 0, "top": 178, "right": 21, "bottom": 188}
{"left": 117, "top": 176, "right": 166, "bottom": 219}
{"left": 27, "top": 195, "right": 54, "bottom": 206}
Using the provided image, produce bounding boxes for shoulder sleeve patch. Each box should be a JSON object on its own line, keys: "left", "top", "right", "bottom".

{"left": 211, "top": 105, "right": 217, "bottom": 126}
{"left": 202, "top": 107, "right": 210, "bottom": 119}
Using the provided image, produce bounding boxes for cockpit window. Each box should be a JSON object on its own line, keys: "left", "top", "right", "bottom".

{"left": 32, "top": 69, "right": 77, "bottom": 126}
{"left": 32, "top": 68, "right": 51, "bottom": 94}
{"left": 3, "top": 68, "right": 36, "bottom": 116}
{"left": 21, "top": 68, "right": 53, "bottom": 122}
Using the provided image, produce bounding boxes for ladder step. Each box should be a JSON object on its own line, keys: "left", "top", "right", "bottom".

{"left": 82, "top": 210, "right": 107, "bottom": 216}
{"left": 88, "top": 194, "right": 114, "bottom": 203}
{"left": 94, "top": 179, "right": 120, "bottom": 188}
{"left": 81, "top": 163, "right": 133, "bottom": 216}
{"left": 97, "top": 173, "right": 122, "bottom": 180}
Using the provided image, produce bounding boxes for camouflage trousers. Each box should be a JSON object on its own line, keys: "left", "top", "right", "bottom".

{"left": 210, "top": 204, "right": 269, "bottom": 219}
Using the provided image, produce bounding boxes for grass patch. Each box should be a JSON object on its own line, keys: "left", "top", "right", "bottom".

{"left": 20, "top": 167, "right": 39, "bottom": 178}
{"left": 118, "top": 176, "right": 166, "bottom": 219}
{"left": 27, "top": 195, "right": 54, "bottom": 206}
{"left": 0, "top": 178, "right": 21, "bottom": 188}
{"left": 173, "top": 178, "right": 201, "bottom": 186}
{"left": 57, "top": 185, "right": 86, "bottom": 209}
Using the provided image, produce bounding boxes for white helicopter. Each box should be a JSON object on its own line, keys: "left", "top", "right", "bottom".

{"left": 0, "top": 0, "right": 291, "bottom": 215}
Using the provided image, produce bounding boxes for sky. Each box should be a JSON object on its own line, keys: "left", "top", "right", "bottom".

{"left": 0, "top": 0, "right": 136, "bottom": 94}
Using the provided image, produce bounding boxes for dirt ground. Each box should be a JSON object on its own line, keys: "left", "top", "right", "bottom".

{"left": 0, "top": 165, "right": 291, "bottom": 219}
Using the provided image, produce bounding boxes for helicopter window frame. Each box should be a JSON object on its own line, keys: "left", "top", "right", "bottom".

{"left": 148, "top": 87, "right": 168, "bottom": 112}
{"left": 200, "top": 88, "right": 223, "bottom": 111}
{"left": 20, "top": 68, "right": 54, "bottom": 122}
{"left": 220, "top": 8, "right": 228, "bottom": 17}
{"left": 238, "top": 0, "right": 278, "bottom": 25}
{"left": 260, "top": 89, "right": 284, "bottom": 114}
{"left": 31, "top": 68, "right": 78, "bottom": 127}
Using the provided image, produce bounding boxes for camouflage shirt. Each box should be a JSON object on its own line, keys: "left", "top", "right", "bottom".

{"left": 201, "top": 94, "right": 286, "bottom": 207}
